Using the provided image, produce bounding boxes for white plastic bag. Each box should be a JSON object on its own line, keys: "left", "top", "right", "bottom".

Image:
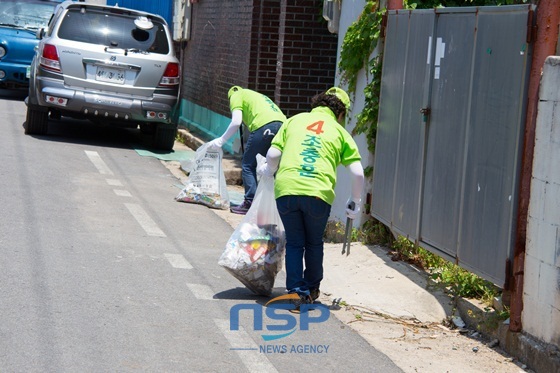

{"left": 218, "top": 157, "right": 285, "bottom": 296}
{"left": 175, "top": 143, "right": 230, "bottom": 209}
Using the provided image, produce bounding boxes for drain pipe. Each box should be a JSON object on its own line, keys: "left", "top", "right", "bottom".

{"left": 510, "top": 0, "right": 560, "bottom": 333}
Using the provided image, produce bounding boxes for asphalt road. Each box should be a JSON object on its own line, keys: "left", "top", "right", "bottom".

{"left": 0, "top": 90, "right": 402, "bottom": 373}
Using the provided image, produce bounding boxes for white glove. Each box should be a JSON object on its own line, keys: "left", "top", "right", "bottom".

{"left": 345, "top": 197, "right": 361, "bottom": 220}
{"left": 257, "top": 162, "right": 276, "bottom": 177}
{"left": 208, "top": 137, "right": 224, "bottom": 150}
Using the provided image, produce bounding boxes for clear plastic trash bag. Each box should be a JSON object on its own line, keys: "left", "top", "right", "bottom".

{"left": 175, "top": 143, "right": 230, "bottom": 210}
{"left": 218, "top": 157, "right": 285, "bottom": 296}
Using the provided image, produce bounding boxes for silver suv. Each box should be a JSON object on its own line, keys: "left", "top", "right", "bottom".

{"left": 26, "top": 0, "right": 180, "bottom": 150}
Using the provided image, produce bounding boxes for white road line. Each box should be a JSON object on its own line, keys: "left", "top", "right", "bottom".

{"left": 114, "top": 189, "right": 132, "bottom": 197}
{"left": 164, "top": 253, "right": 193, "bottom": 269}
{"left": 85, "top": 150, "right": 113, "bottom": 175}
{"left": 106, "top": 178, "right": 123, "bottom": 186}
{"left": 186, "top": 283, "right": 216, "bottom": 300}
{"left": 214, "top": 319, "right": 277, "bottom": 373}
{"left": 124, "top": 203, "right": 166, "bottom": 237}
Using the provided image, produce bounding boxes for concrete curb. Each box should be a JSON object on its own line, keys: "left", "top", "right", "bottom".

{"left": 177, "top": 127, "right": 204, "bottom": 150}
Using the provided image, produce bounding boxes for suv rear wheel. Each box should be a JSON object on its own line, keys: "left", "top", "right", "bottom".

{"left": 25, "top": 104, "right": 48, "bottom": 135}
{"left": 153, "top": 124, "right": 177, "bottom": 150}
{"left": 140, "top": 123, "right": 156, "bottom": 135}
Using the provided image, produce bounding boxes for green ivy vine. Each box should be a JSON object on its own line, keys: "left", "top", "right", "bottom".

{"left": 338, "top": 1, "right": 383, "bottom": 94}
{"left": 338, "top": 1, "right": 385, "bottom": 153}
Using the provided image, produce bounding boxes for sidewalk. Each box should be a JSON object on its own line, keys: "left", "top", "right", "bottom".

{"left": 170, "top": 129, "right": 528, "bottom": 372}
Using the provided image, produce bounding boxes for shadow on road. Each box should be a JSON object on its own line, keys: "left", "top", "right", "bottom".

{"left": 213, "top": 287, "right": 290, "bottom": 305}
{"left": 0, "top": 88, "right": 28, "bottom": 101}
{"left": 21, "top": 116, "right": 164, "bottom": 152}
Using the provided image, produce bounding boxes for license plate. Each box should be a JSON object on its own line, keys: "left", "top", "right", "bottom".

{"left": 95, "top": 66, "right": 125, "bottom": 84}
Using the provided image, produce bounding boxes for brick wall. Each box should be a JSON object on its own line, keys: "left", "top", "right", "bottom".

{"left": 276, "top": 0, "right": 338, "bottom": 115}
{"left": 180, "top": 0, "right": 338, "bottom": 120}
{"left": 181, "top": 0, "right": 254, "bottom": 117}
{"left": 249, "top": 0, "right": 282, "bottom": 101}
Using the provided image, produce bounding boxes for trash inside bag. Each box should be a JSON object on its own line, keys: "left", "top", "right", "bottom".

{"left": 219, "top": 221, "right": 285, "bottom": 296}
{"left": 175, "top": 143, "right": 229, "bottom": 209}
{"left": 218, "top": 157, "right": 285, "bottom": 296}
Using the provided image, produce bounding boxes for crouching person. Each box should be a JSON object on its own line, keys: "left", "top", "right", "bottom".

{"left": 258, "top": 87, "right": 364, "bottom": 312}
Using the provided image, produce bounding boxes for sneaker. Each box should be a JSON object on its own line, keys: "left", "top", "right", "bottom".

{"left": 310, "top": 288, "right": 320, "bottom": 301}
{"left": 289, "top": 293, "right": 313, "bottom": 314}
{"left": 230, "top": 199, "right": 251, "bottom": 215}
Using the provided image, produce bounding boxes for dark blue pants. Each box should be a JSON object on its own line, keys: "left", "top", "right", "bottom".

{"left": 276, "top": 195, "right": 332, "bottom": 296}
{"left": 242, "top": 121, "right": 283, "bottom": 201}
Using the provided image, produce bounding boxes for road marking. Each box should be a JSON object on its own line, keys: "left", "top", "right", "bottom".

{"left": 106, "top": 178, "right": 123, "bottom": 186}
{"left": 214, "top": 319, "right": 277, "bottom": 373}
{"left": 164, "top": 253, "right": 193, "bottom": 269}
{"left": 124, "top": 203, "right": 166, "bottom": 237}
{"left": 186, "top": 283, "right": 215, "bottom": 300}
{"left": 114, "top": 189, "right": 132, "bottom": 197}
{"left": 85, "top": 150, "right": 113, "bottom": 175}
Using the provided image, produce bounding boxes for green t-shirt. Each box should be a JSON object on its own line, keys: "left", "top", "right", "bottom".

{"left": 270, "top": 106, "right": 362, "bottom": 205}
{"left": 229, "top": 89, "right": 286, "bottom": 132}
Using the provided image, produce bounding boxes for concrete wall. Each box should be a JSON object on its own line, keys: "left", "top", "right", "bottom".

{"left": 523, "top": 55, "right": 560, "bottom": 347}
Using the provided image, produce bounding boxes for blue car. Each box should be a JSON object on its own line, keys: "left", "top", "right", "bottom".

{"left": 0, "top": 0, "right": 62, "bottom": 89}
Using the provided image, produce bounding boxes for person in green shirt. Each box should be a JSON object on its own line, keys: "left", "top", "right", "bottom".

{"left": 209, "top": 86, "right": 286, "bottom": 214}
{"left": 258, "top": 87, "right": 364, "bottom": 312}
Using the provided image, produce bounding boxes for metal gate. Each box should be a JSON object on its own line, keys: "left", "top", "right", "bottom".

{"left": 371, "top": 5, "right": 534, "bottom": 286}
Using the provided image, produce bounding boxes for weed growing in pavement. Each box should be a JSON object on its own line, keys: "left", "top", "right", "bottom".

{"left": 324, "top": 217, "right": 392, "bottom": 246}
{"left": 324, "top": 220, "right": 347, "bottom": 243}
{"left": 476, "top": 306, "right": 511, "bottom": 333}
{"left": 359, "top": 217, "right": 393, "bottom": 246}
{"left": 389, "top": 236, "right": 502, "bottom": 308}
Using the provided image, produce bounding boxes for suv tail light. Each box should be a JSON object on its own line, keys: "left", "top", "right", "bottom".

{"left": 159, "top": 62, "right": 180, "bottom": 86}
{"left": 40, "top": 44, "right": 61, "bottom": 72}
